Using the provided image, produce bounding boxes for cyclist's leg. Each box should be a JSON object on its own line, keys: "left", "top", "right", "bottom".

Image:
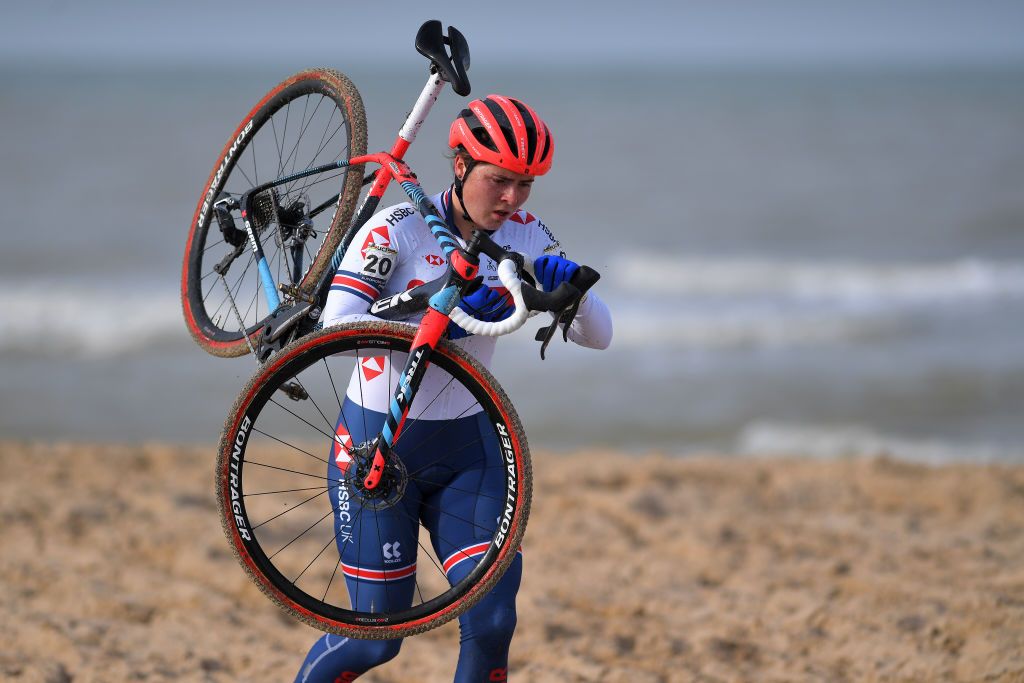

{"left": 296, "top": 400, "right": 419, "bottom": 683}
{"left": 420, "top": 411, "right": 523, "bottom": 683}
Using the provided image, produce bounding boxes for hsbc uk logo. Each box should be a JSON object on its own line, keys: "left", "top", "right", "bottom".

{"left": 383, "top": 541, "right": 402, "bottom": 562}
{"left": 360, "top": 356, "right": 385, "bottom": 382}
{"left": 424, "top": 254, "right": 444, "bottom": 266}
{"left": 360, "top": 225, "right": 391, "bottom": 258}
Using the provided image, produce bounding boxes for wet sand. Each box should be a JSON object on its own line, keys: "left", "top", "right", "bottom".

{"left": 2, "top": 441, "right": 1023, "bottom": 682}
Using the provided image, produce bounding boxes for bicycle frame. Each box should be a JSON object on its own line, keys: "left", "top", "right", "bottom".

{"left": 235, "top": 70, "right": 450, "bottom": 318}
{"left": 226, "top": 24, "right": 593, "bottom": 492}
{"left": 238, "top": 145, "right": 512, "bottom": 488}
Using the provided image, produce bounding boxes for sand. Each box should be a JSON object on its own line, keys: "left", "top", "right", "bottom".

{"left": 2, "top": 440, "right": 1023, "bottom": 682}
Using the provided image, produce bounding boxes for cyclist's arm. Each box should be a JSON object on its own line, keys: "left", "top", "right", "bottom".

{"left": 321, "top": 214, "right": 402, "bottom": 327}
{"left": 526, "top": 216, "right": 613, "bottom": 350}
{"left": 561, "top": 291, "right": 612, "bottom": 350}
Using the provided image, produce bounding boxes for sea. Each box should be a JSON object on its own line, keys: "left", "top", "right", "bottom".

{"left": 2, "top": 61, "right": 1023, "bottom": 463}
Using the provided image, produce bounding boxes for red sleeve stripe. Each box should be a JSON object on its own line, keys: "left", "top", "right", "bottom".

{"left": 442, "top": 542, "right": 523, "bottom": 575}
{"left": 332, "top": 274, "right": 380, "bottom": 299}
{"left": 341, "top": 561, "right": 417, "bottom": 582}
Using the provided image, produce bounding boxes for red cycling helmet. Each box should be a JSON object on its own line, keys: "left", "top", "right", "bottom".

{"left": 449, "top": 94, "right": 554, "bottom": 176}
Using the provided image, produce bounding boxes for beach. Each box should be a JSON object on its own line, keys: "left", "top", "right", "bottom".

{"left": 2, "top": 441, "right": 1022, "bottom": 682}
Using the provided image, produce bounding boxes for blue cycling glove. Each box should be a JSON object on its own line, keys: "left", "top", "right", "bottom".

{"left": 533, "top": 255, "right": 580, "bottom": 292}
{"left": 447, "top": 280, "right": 514, "bottom": 340}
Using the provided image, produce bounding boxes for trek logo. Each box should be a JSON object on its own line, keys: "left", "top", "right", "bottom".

{"left": 386, "top": 206, "right": 415, "bottom": 226}
{"left": 230, "top": 415, "right": 253, "bottom": 541}
{"left": 383, "top": 542, "right": 402, "bottom": 561}
{"left": 370, "top": 289, "right": 413, "bottom": 315}
{"left": 197, "top": 119, "right": 253, "bottom": 232}
{"left": 424, "top": 254, "right": 444, "bottom": 266}
{"left": 493, "top": 422, "right": 517, "bottom": 548}
{"left": 396, "top": 347, "right": 425, "bottom": 405}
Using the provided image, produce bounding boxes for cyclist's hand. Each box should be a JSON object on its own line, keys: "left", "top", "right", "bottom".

{"left": 533, "top": 255, "right": 580, "bottom": 293}
{"left": 447, "top": 280, "right": 514, "bottom": 340}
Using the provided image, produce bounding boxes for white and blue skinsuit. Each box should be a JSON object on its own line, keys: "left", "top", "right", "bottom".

{"left": 295, "top": 188, "right": 611, "bottom": 682}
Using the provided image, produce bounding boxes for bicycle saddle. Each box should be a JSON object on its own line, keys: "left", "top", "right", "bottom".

{"left": 415, "top": 20, "right": 472, "bottom": 96}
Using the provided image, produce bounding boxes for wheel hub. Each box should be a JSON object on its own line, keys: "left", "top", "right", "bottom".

{"left": 343, "top": 440, "right": 408, "bottom": 510}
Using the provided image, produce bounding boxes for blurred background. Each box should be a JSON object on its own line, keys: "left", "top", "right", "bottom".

{"left": 2, "top": 1, "right": 1022, "bottom": 462}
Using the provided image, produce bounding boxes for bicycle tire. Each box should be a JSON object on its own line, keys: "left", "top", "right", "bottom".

{"left": 183, "top": 68, "right": 367, "bottom": 357}
{"left": 216, "top": 322, "right": 532, "bottom": 638}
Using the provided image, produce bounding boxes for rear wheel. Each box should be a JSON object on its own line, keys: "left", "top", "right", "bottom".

{"left": 183, "top": 68, "right": 367, "bottom": 357}
{"left": 217, "top": 322, "right": 532, "bottom": 638}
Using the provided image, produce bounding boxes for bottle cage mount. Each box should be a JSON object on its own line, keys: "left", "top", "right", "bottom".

{"left": 415, "top": 20, "right": 471, "bottom": 96}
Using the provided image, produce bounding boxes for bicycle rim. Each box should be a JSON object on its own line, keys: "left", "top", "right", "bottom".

{"left": 183, "top": 69, "right": 367, "bottom": 357}
{"left": 216, "top": 322, "right": 531, "bottom": 638}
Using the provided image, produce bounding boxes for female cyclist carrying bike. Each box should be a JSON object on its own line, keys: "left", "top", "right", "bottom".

{"left": 295, "top": 95, "right": 612, "bottom": 683}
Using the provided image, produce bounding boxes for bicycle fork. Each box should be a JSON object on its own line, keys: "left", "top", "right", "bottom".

{"left": 362, "top": 177, "right": 481, "bottom": 490}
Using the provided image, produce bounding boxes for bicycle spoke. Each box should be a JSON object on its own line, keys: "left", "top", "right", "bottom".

{"left": 405, "top": 475, "right": 508, "bottom": 505}
{"left": 405, "top": 434, "right": 489, "bottom": 480}
{"left": 400, "top": 402, "right": 484, "bottom": 468}
{"left": 247, "top": 485, "right": 328, "bottom": 497}
{"left": 282, "top": 94, "right": 321, "bottom": 180}
{"left": 355, "top": 351, "right": 370, "bottom": 443}
{"left": 251, "top": 426, "right": 330, "bottom": 467}
{"left": 293, "top": 499, "right": 360, "bottom": 585}
{"left": 391, "top": 375, "right": 458, "bottom": 451}
{"left": 267, "top": 398, "right": 336, "bottom": 442}
{"left": 389, "top": 503, "right": 490, "bottom": 576}
{"left": 245, "top": 459, "right": 341, "bottom": 483}
{"left": 268, "top": 505, "right": 335, "bottom": 561}
{"left": 414, "top": 496, "right": 500, "bottom": 538}
{"left": 321, "top": 502, "right": 370, "bottom": 603}
{"left": 292, "top": 373, "right": 336, "bottom": 434}
{"left": 252, "top": 487, "right": 327, "bottom": 531}
{"left": 369, "top": 494, "right": 396, "bottom": 612}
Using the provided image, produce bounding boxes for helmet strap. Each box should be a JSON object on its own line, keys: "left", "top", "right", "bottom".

{"left": 452, "top": 155, "right": 478, "bottom": 225}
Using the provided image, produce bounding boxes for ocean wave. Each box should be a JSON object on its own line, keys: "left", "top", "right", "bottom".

{"left": 738, "top": 421, "right": 1023, "bottom": 464}
{"left": 0, "top": 281, "right": 187, "bottom": 357}
{"left": 615, "top": 256, "right": 1024, "bottom": 303}
{"left": 601, "top": 306, "right": 909, "bottom": 349}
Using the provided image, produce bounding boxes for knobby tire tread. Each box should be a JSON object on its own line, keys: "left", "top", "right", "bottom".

{"left": 215, "top": 322, "right": 532, "bottom": 638}
{"left": 183, "top": 68, "right": 368, "bottom": 357}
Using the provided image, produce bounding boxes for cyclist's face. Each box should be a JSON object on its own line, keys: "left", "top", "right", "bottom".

{"left": 457, "top": 158, "right": 535, "bottom": 230}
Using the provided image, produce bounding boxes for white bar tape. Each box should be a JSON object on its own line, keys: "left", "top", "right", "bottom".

{"left": 448, "top": 259, "right": 530, "bottom": 337}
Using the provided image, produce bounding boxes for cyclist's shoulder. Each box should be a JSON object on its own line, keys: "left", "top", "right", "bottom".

{"left": 354, "top": 201, "right": 426, "bottom": 254}
{"left": 498, "top": 208, "right": 561, "bottom": 254}
{"left": 364, "top": 201, "right": 423, "bottom": 234}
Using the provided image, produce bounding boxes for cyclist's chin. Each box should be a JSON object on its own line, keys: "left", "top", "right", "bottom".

{"left": 477, "top": 210, "right": 511, "bottom": 230}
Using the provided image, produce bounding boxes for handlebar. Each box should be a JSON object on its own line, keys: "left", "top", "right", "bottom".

{"left": 447, "top": 254, "right": 601, "bottom": 339}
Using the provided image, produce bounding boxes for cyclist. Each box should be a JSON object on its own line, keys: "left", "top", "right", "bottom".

{"left": 296, "top": 94, "right": 612, "bottom": 683}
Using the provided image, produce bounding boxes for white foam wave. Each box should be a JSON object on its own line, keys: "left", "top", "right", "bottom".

{"left": 605, "top": 306, "right": 907, "bottom": 349}
{"left": 0, "top": 281, "right": 186, "bottom": 357}
{"left": 738, "top": 421, "right": 1023, "bottom": 464}
{"left": 615, "top": 256, "right": 1024, "bottom": 303}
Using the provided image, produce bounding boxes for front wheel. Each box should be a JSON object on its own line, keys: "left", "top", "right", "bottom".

{"left": 183, "top": 68, "right": 367, "bottom": 357}
{"left": 216, "top": 322, "right": 532, "bottom": 638}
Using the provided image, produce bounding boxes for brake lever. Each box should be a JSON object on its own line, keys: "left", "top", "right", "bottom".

{"left": 534, "top": 314, "right": 560, "bottom": 360}
{"left": 533, "top": 297, "right": 580, "bottom": 360}
{"left": 532, "top": 266, "right": 601, "bottom": 359}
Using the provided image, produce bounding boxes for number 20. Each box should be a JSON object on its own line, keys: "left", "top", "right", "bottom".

{"left": 365, "top": 254, "right": 393, "bottom": 276}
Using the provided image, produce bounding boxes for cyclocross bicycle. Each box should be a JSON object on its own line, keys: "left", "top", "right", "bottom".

{"left": 182, "top": 21, "right": 599, "bottom": 639}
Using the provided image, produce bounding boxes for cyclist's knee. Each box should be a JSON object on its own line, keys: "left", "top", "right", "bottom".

{"left": 297, "top": 636, "right": 402, "bottom": 682}
{"left": 358, "top": 639, "right": 403, "bottom": 668}
{"left": 461, "top": 604, "right": 517, "bottom": 650}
